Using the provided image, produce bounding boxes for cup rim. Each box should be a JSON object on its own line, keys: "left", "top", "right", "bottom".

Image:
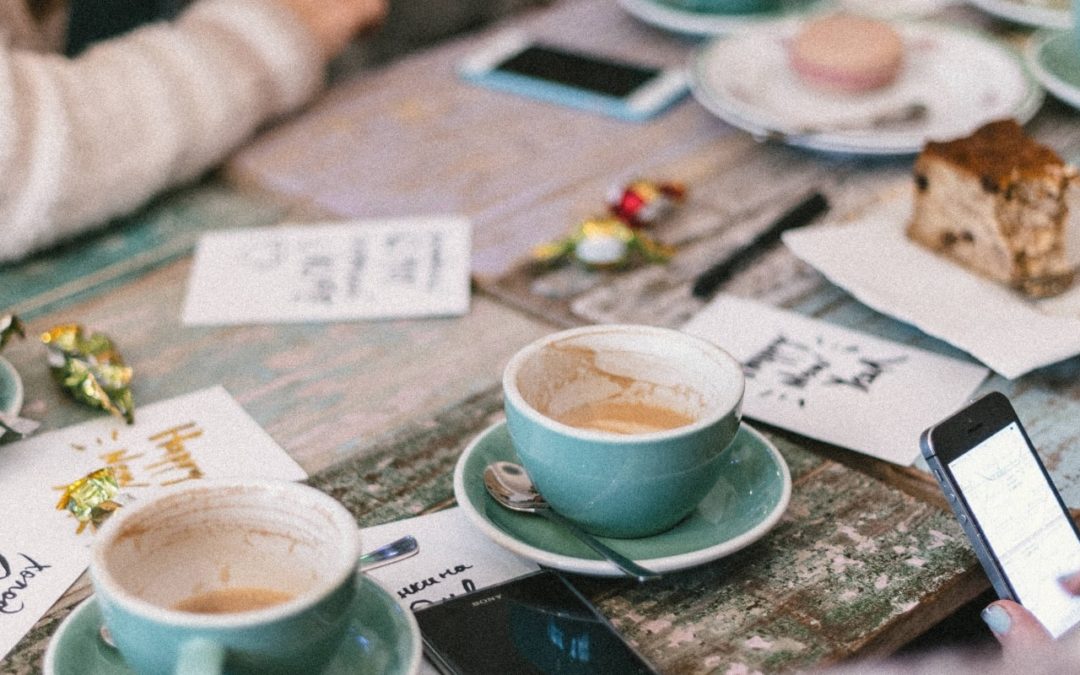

{"left": 503, "top": 324, "right": 744, "bottom": 442}
{"left": 89, "top": 478, "right": 361, "bottom": 629}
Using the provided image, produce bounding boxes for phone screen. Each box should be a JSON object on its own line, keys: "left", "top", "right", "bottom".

{"left": 948, "top": 422, "right": 1080, "bottom": 637}
{"left": 495, "top": 46, "right": 660, "bottom": 99}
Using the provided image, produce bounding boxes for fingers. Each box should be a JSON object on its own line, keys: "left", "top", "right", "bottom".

{"left": 1058, "top": 570, "right": 1080, "bottom": 596}
{"left": 278, "top": 0, "right": 388, "bottom": 60}
{"left": 981, "top": 600, "right": 1053, "bottom": 655}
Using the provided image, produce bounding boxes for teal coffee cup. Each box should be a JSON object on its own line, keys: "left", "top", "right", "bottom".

{"left": 89, "top": 479, "right": 362, "bottom": 674}
{"left": 503, "top": 324, "right": 744, "bottom": 539}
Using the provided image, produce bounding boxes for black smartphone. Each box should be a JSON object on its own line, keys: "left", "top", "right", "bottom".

{"left": 458, "top": 31, "right": 688, "bottom": 121}
{"left": 920, "top": 391, "right": 1080, "bottom": 637}
{"left": 414, "top": 569, "right": 658, "bottom": 674}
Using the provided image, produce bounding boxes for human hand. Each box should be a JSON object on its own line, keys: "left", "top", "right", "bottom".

{"left": 276, "top": 0, "right": 387, "bottom": 60}
{"left": 981, "top": 570, "right": 1080, "bottom": 656}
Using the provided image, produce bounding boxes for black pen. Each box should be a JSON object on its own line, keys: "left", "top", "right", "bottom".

{"left": 691, "top": 191, "right": 829, "bottom": 299}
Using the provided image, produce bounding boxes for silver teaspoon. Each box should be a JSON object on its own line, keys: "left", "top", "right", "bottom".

{"left": 99, "top": 534, "right": 421, "bottom": 648}
{"left": 483, "top": 461, "right": 660, "bottom": 582}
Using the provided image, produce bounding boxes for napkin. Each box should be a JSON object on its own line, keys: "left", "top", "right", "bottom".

{"left": 783, "top": 195, "right": 1080, "bottom": 380}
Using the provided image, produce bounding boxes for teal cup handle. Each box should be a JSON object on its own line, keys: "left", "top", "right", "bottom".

{"left": 175, "top": 638, "right": 226, "bottom": 675}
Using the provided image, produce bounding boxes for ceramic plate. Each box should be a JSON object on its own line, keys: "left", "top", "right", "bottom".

{"left": 616, "top": 0, "right": 821, "bottom": 36}
{"left": 453, "top": 421, "right": 791, "bottom": 576}
{"left": 42, "top": 575, "right": 423, "bottom": 675}
{"left": 0, "top": 356, "right": 23, "bottom": 417}
{"left": 690, "top": 19, "right": 1044, "bottom": 155}
{"left": 1028, "top": 29, "right": 1080, "bottom": 110}
{"left": 968, "top": 0, "right": 1071, "bottom": 30}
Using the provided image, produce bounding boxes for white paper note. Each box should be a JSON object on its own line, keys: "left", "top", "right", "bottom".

{"left": 182, "top": 218, "right": 472, "bottom": 325}
{"left": 683, "top": 295, "right": 989, "bottom": 465}
{"left": 0, "top": 386, "right": 306, "bottom": 661}
{"left": 362, "top": 508, "right": 539, "bottom": 613}
{"left": 782, "top": 195, "right": 1080, "bottom": 379}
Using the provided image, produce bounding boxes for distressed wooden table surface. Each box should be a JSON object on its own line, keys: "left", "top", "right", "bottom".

{"left": 5, "top": 0, "right": 1080, "bottom": 672}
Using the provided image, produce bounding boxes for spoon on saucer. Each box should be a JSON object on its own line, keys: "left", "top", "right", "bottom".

{"left": 483, "top": 461, "right": 660, "bottom": 582}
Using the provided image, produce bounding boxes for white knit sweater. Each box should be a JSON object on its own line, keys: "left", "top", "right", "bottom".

{"left": 0, "top": 0, "right": 325, "bottom": 262}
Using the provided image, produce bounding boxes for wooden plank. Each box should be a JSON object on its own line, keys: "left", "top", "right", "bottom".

{"left": 1, "top": 386, "right": 981, "bottom": 675}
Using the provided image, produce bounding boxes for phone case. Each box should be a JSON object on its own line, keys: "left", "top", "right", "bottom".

{"left": 458, "top": 36, "right": 688, "bottom": 122}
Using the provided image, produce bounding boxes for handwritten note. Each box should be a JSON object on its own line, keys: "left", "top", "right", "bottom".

{"left": 682, "top": 294, "right": 989, "bottom": 465}
{"left": 0, "top": 386, "right": 306, "bottom": 661}
{"left": 362, "top": 508, "right": 539, "bottom": 612}
{"left": 182, "top": 217, "right": 472, "bottom": 325}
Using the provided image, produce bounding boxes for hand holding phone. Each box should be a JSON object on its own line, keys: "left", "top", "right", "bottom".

{"left": 921, "top": 391, "right": 1080, "bottom": 638}
{"left": 458, "top": 32, "right": 689, "bottom": 122}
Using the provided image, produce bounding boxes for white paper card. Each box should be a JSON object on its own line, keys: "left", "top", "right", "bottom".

{"left": 182, "top": 218, "right": 472, "bottom": 325}
{"left": 362, "top": 508, "right": 541, "bottom": 675}
{"left": 0, "top": 386, "right": 306, "bottom": 661}
{"left": 782, "top": 195, "right": 1080, "bottom": 379}
{"left": 683, "top": 295, "right": 989, "bottom": 465}
{"left": 362, "top": 507, "right": 539, "bottom": 612}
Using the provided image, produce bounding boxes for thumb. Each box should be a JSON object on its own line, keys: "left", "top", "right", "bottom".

{"left": 982, "top": 600, "right": 1053, "bottom": 656}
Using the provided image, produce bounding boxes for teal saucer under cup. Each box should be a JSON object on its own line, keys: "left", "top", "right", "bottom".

{"left": 89, "top": 479, "right": 362, "bottom": 675}
{"left": 503, "top": 324, "right": 744, "bottom": 539}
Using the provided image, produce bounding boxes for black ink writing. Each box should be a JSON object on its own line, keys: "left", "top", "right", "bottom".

{"left": 745, "top": 332, "right": 910, "bottom": 407}
{"left": 826, "top": 357, "right": 908, "bottom": 393}
{"left": 396, "top": 562, "right": 477, "bottom": 610}
{"left": 0, "top": 553, "right": 51, "bottom": 614}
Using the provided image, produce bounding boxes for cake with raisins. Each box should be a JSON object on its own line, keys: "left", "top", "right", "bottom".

{"left": 907, "top": 119, "right": 1080, "bottom": 298}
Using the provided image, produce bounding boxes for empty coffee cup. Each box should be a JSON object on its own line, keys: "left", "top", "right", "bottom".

{"left": 89, "top": 479, "right": 362, "bottom": 674}
{"left": 503, "top": 324, "right": 744, "bottom": 538}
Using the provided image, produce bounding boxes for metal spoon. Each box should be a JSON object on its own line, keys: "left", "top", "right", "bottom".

{"left": 98, "top": 534, "right": 421, "bottom": 648}
{"left": 483, "top": 461, "right": 660, "bottom": 582}
{"left": 760, "top": 101, "right": 929, "bottom": 143}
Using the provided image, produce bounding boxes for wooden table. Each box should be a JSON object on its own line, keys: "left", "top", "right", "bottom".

{"left": 5, "top": 0, "right": 1080, "bottom": 672}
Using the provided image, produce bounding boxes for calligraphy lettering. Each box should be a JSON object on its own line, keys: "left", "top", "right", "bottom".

{"left": 0, "top": 553, "right": 51, "bottom": 615}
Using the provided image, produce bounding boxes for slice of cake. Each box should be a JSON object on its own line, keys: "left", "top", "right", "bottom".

{"left": 907, "top": 119, "right": 1080, "bottom": 298}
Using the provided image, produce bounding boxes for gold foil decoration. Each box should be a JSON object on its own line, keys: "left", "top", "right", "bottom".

{"left": 532, "top": 217, "right": 675, "bottom": 269}
{"left": 0, "top": 314, "right": 24, "bottom": 352}
{"left": 42, "top": 324, "right": 134, "bottom": 423}
{"left": 57, "top": 467, "right": 121, "bottom": 532}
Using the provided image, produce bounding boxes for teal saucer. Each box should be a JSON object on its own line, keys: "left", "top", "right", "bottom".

{"left": 43, "top": 574, "right": 422, "bottom": 675}
{"left": 1028, "top": 29, "right": 1080, "bottom": 111}
{"left": 0, "top": 356, "right": 23, "bottom": 416}
{"left": 453, "top": 421, "right": 791, "bottom": 576}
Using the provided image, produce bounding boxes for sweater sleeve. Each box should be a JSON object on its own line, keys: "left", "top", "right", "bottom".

{"left": 0, "top": 0, "right": 326, "bottom": 262}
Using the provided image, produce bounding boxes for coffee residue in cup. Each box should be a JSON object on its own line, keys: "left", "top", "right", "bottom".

{"left": 555, "top": 399, "right": 695, "bottom": 434}
{"left": 174, "top": 587, "right": 294, "bottom": 614}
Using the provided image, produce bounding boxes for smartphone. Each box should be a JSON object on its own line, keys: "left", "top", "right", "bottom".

{"left": 458, "top": 31, "right": 688, "bottom": 122}
{"left": 414, "top": 569, "right": 658, "bottom": 674}
{"left": 920, "top": 391, "right": 1080, "bottom": 638}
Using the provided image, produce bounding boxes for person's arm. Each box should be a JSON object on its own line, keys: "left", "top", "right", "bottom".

{"left": 0, "top": 0, "right": 383, "bottom": 262}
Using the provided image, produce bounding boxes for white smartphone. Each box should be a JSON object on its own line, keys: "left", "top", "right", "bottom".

{"left": 920, "top": 391, "right": 1080, "bottom": 638}
{"left": 458, "top": 32, "right": 689, "bottom": 122}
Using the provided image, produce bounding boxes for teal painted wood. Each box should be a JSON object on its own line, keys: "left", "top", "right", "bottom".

{"left": 0, "top": 184, "right": 285, "bottom": 320}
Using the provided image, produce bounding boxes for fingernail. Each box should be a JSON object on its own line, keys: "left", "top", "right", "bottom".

{"left": 982, "top": 604, "right": 1011, "bottom": 635}
{"left": 1058, "top": 571, "right": 1080, "bottom": 594}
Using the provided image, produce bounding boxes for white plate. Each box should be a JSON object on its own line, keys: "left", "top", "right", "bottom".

{"left": 616, "top": 0, "right": 821, "bottom": 36}
{"left": 1028, "top": 29, "right": 1080, "bottom": 109}
{"left": 968, "top": 0, "right": 1071, "bottom": 30}
{"left": 0, "top": 356, "right": 23, "bottom": 416}
{"left": 690, "top": 19, "right": 1044, "bottom": 155}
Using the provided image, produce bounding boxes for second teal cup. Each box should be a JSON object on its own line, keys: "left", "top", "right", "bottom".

{"left": 89, "top": 479, "right": 362, "bottom": 674}
{"left": 503, "top": 324, "right": 744, "bottom": 539}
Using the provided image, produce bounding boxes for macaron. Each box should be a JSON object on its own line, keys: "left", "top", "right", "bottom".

{"left": 788, "top": 13, "right": 904, "bottom": 94}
